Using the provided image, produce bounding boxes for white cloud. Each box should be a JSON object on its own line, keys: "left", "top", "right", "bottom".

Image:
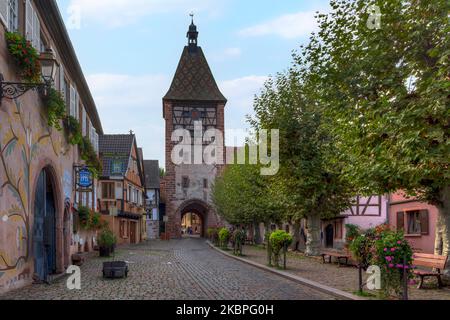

{"left": 87, "top": 73, "right": 169, "bottom": 109}
{"left": 223, "top": 47, "right": 241, "bottom": 57}
{"left": 86, "top": 73, "right": 170, "bottom": 164}
{"left": 87, "top": 73, "right": 267, "bottom": 164}
{"left": 239, "top": 11, "right": 319, "bottom": 39}
{"left": 67, "top": 0, "right": 224, "bottom": 28}
{"left": 220, "top": 76, "right": 268, "bottom": 146}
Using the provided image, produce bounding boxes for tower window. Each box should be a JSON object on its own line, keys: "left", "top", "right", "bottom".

{"left": 182, "top": 176, "right": 190, "bottom": 189}
{"left": 203, "top": 179, "right": 208, "bottom": 189}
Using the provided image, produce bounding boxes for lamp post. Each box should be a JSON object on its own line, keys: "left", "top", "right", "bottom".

{"left": 0, "top": 48, "right": 59, "bottom": 104}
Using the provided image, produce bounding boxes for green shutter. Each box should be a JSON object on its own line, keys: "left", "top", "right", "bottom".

{"left": 420, "top": 210, "right": 429, "bottom": 235}
{"left": 396, "top": 212, "right": 404, "bottom": 232}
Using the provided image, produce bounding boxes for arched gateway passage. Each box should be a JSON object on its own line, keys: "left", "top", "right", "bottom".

{"left": 177, "top": 200, "right": 210, "bottom": 238}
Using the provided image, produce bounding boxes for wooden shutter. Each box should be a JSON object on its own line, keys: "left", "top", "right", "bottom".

{"left": 82, "top": 107, "right": 87, "bottom": 136}
{"left": 70, "top": 85, "right": 76, "bottom": 117}
{"left": 420, "top": 210, "right": 429, "bottom": 235}
{"left": 0, "top": 1, "right": 8, "bottom": 27}
{"left": 25, "top": 0, "right": 33, "bottom": 42}
{"left": 32, "top": 9, "right": 40, "bottom": 50}
{"left": 75, "top": 91, "right": 80, "bottom": 120}
{"left": 396, "top": 212, "right": 405, "bottom": 232}
{"left": 59, "top": 64, "right": 65, "bottom": 94}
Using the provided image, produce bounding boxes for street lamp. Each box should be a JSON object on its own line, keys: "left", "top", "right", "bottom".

{"left": 0, "top": 48, "right": 59, "bottom": 104}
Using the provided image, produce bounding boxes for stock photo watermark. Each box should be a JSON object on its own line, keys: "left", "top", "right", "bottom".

{"left": 66, "top": 265, "right": 81, "bottom": 290}
{"left": 171, "top": 121, "right": 280, "bottom": 176}
{"left": 67, "top": 5, "right": 82, "bottom": 30}
{"left": 367, "top": 5, "right": 382, "bottom": 30}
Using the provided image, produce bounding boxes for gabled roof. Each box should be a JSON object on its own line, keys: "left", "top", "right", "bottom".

{"left": 143, "top": 160, "right": 160, "bottom": 189}
{"left": 99, "top": 134, "right": 135, "bottom": 177}
{"left": 163, "top": 46, "right": 227, "bottom": 103}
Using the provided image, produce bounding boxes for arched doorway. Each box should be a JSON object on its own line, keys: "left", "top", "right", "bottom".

{"left": 177, "top": 200, "right": 210, "bottom": 238}
{"left": 181, "top": 212, "right": 203, "bottom": 238}
{"left": 33, "top": 168, "right": 57, "bottom": 282}
{"left": 325, "top": 224, "right": 334, "bottom": 248}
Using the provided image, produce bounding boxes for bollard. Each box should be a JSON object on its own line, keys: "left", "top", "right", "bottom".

{"left": 358, "top": 264, "right": 364, "bottom": 294}
{"left": 402, "top": 255, "right": 408, "bottom": 300}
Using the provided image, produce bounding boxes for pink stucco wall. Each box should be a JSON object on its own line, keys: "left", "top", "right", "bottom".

{"left": 388, "top": 193, "right": 438, "bottom": 254}
{"left": 0, "top": 24, "right": 97, "bottom": 294}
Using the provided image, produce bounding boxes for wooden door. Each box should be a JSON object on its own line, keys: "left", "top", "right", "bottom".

{"left": 130, "top": 222, "right": 136, "bottom": 244}
{"left": 325, "top": 224, "right": 334, "bottom": 248}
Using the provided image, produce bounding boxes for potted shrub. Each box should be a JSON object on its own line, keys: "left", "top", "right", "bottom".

{"left": 373, "top": 226, "right": 413, "bottom": 298}
{"left": 207, "top": 227, "right": 219, "bottom": 245}
{"left": 98, "top": 228, "right": 117, "bottom": 257}
{"left": 269, "top": 230, "right": 293, "bottom": 269}
{"left": 218, "top": 228, "right": 230, "bottom": 249}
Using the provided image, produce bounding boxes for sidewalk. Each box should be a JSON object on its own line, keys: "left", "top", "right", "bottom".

{"left": 239, "top": 245, "right": 450, "bottom": 300}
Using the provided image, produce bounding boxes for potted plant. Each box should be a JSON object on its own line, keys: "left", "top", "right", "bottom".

{"left": 98, "top": 228, "right": 116, "bottom": 257}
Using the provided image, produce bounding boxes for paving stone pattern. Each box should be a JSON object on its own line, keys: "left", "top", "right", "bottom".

{"left": 0, "top": 239, "right": 334, "bottom": 300}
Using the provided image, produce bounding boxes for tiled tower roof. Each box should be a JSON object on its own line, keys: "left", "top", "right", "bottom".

{"left": 163, "top": 22, "right": 227, "bottom": 103}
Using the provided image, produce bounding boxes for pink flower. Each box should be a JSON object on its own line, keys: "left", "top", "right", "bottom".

{"left": 391, "top": 248, "right": 396, "bottom": 252}
{"left": 389, "top": 264, "right": 394, "bottom": 268}
{"left": 385, "top": 256, "right": 392, "bottom": 262}
{"left": 397, "top": 241, "right": 402, "bottom": 245}
{"left": 396, "top": 264, "right": 403, "bottom": 268}
{"left": 384, "top": 248, "right": 388, "bottom": 252}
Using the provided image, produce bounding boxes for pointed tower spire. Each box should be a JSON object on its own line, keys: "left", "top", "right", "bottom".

{"left": 187, "top": 12, "right": 199, "bottom": 53}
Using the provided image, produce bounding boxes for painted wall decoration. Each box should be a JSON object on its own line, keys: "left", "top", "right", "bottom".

{"left": 0, "top": 97, "right": 69, "bottom": 293}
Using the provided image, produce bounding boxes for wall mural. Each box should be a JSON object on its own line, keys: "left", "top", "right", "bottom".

{"left": 0, "top": 98, "right": 67, "bottom": 292}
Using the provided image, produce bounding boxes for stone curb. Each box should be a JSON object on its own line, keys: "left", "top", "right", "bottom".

{"left": 206, "top": 241, "right": 366, "bottom": 301}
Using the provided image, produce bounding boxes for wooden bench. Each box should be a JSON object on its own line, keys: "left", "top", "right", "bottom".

{"left": 321, "top": 249, "right": 352, "bottom": 267}
{"left": 412, "top": 253, "right": 448, "bottom": 289}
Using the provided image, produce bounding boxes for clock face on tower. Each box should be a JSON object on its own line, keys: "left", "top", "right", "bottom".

{"left": 172, "top": 104, "right": 217, "bottom": 136}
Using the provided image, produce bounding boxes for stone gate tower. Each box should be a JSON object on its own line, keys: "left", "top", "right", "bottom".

{"left": 162, "top": 19, "right": 227, "bottom": 238}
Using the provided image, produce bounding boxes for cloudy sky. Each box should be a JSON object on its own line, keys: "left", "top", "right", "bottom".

{"left": 55, "top": 0, "right": 330, "bottom": 168}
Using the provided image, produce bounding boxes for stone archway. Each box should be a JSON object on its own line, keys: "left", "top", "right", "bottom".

{"left": 176, "top": 199, "right": 211, "bottom": 238}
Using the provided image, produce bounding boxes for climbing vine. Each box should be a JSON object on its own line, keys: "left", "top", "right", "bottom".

{"left": 44, "top": 88, "right": 66, "bottom": 130}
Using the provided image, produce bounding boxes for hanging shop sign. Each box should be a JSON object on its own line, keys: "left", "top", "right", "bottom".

{"left": 74, "top": 166, "right": 93, "bottom": 192}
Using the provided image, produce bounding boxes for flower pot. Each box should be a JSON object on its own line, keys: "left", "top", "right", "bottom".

{"left": 99, "top": 246, "right": 112, "bottom": 257}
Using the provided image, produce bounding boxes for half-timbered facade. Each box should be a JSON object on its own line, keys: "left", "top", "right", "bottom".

{"left": 320, "top": 195, "right": 388, "bottom": 249}
{"left": 98, "top": 134, "right": 146, "bottom": 245}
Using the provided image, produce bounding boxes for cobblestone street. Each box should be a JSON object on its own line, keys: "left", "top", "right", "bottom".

{"left": 0, "top": 239, "right": 334, "bottom": 300}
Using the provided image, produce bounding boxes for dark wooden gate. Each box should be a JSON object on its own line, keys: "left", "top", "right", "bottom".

{"left": 33, "top": 170, "right": 56, "bottom": 281}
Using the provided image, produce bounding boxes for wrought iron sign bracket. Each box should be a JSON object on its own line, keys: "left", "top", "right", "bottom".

{"left": 0, "top": 73, "right": 51, "bottom": 104}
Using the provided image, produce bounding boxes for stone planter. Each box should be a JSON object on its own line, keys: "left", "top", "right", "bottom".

{"left": 99, "top": 246, "right": 112, "bottom": 257}
{"left": 102, "top": 261, "right": 128, "bottom": 279}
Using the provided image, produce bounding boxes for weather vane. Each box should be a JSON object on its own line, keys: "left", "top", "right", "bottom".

{"left": 190, "top": 11, "right": 194, "bottom": 23}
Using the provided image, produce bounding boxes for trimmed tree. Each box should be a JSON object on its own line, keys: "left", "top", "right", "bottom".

{"left": 250, "top": 70, "right": 353, "bottom": 256}
{"left": 299, "top": 0, "right": 449, "bottom": 269}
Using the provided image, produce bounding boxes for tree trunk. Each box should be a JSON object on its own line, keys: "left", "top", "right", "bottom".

{"left": 254, "top": 222, "right": 262, "bottom": 245}
{"left": 305, "top": 214, "right": 321, "bottom": 256}
{"left": 291, "top": 221, "right": 301, "bottom": 251}
{"left": 434, "top": 186, "right": 450, "bottom": 277}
